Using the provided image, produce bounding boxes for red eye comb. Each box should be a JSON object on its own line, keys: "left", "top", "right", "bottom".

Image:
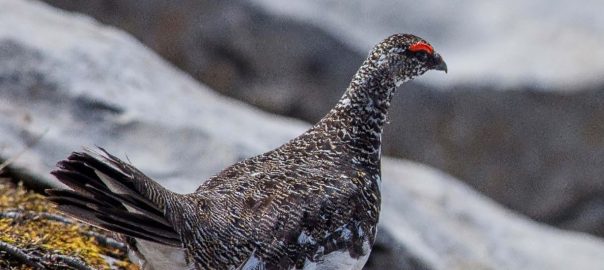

{"left": 408, "top": 42, "right": 434, "bottom": 54}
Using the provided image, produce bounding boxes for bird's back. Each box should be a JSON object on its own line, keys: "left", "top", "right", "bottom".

{"left": 175, "top": 131, "right": 381, "bottom": 269}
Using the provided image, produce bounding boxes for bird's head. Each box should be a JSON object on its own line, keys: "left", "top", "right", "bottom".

{"left": 369, "top": 34, "right": 447, "bottom": 87}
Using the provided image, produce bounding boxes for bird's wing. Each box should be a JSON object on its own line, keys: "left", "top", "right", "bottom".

{"left": 203, "top": 167, "right": 371, "bottom": 268}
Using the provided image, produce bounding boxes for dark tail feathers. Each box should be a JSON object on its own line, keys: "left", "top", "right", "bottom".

{"left": 46, "top": 148, "right": 181, "bottom": 247}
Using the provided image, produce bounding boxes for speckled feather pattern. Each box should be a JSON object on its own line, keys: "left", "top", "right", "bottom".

{"left": 48, "top": 34, "right": 445, "bottom": 270}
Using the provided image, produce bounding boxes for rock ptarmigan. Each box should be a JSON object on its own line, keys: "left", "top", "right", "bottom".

{"left": 47, "top": 33, "right": 447, "bottom": 270}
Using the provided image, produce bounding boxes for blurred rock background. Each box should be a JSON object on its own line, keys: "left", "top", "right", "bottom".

{"left": 41, "top": 0, "right": 604, "bottom": 237}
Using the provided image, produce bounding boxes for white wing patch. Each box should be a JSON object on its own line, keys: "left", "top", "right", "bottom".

{"left": 298, "top": 231, "right": 317, "bottom": 245}
{"left": 236, "top": 249, "right": 266, "bottom": 270}
{"left": 131, "top": 239, "right": 193, "bottom": 270}
{"left": 298, "top": 240, "right": 371, "bottom": 270}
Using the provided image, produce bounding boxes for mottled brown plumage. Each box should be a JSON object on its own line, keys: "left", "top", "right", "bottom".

{"left": 47, "top": 33, "right": 447, "bottom": 270}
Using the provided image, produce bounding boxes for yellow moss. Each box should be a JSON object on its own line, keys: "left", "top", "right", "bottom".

{"left": 0, "top": 179, "right": 139, "bottom": 270}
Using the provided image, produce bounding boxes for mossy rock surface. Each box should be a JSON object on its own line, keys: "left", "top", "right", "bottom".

{"left": 0, "top": 176, "right": 139, "bottom": 270}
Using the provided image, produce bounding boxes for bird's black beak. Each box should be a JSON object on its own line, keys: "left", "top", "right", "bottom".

{"left": 431, "top": 53, "right": 448, "bottom": 73}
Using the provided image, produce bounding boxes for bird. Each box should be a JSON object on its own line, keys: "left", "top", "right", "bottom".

{"left": 46, "top": 33, "right": 447, "bottom": 270}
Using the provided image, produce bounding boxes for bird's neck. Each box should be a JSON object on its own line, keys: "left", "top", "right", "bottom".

{"left": 315, "top": 59, "right": 397, "bottom": 164}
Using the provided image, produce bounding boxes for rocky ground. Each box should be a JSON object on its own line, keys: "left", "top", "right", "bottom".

{"left": 41, "top": 0, "right": 604, "bottom": 237}
{"left": 2, "top": 1, "right": 604, "bottom": 269}
{"left": 0, "top": 173, "right": 137, "bottom": 270}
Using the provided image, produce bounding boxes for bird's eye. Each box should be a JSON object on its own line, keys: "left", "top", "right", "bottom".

{"left": 417, "top": 52, "right": 429, "bottom": 62}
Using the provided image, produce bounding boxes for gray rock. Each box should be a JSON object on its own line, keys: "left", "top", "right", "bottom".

{"left": 0, "top": 0, "right": 333, "bottom": 184}
{"left": 43, "top": 0, "right": 362, "bottom": 121}
{"left": 0, "top": 0, "right": 305, "bottom": 191}
{"left": 379, "top": 159, "right": 604, "bottom": 270}
{"left": 1, "top": 1, "right": 604, "bottom": 269}
{"left": 251, "top": 0, "right": 604, "bottom": 90}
